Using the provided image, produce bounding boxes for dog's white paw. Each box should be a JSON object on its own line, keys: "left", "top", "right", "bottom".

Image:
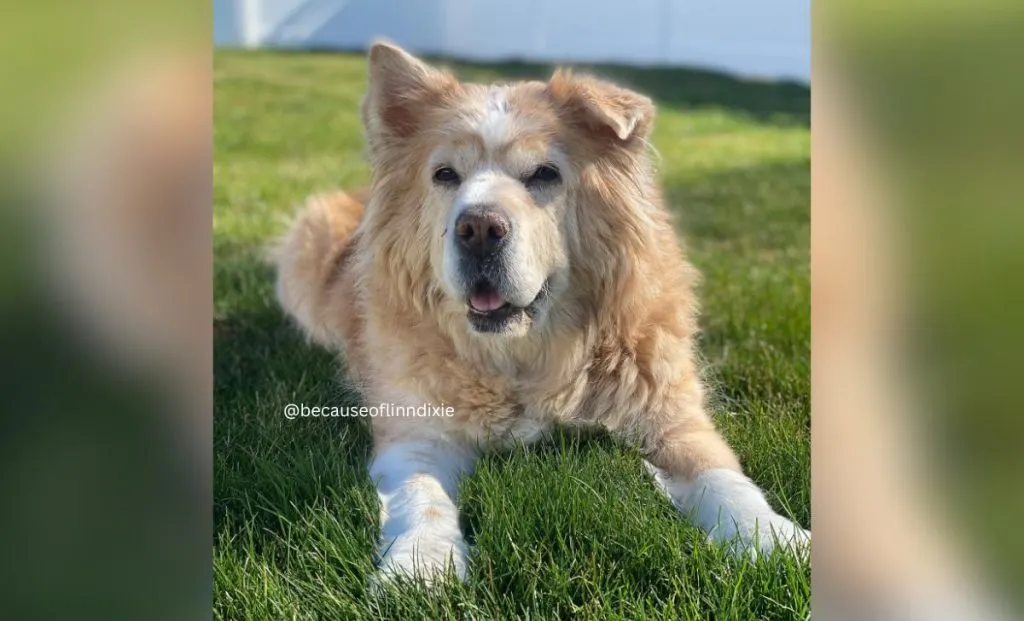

{"left": 717, "top": 512, "right": 811, "bottom": 558}
{"left": 368, "top": 533, "right": 469, "bottom": 594}
{"left": 368, "top": 440, "right": 476, "bottom": 594}
{"left": 645, "top": 463, "right": 810, "bottom": 559}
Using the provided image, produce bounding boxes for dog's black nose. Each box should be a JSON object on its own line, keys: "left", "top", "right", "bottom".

{"left": 454, "top": 205, "right": 511, "bottom": 257}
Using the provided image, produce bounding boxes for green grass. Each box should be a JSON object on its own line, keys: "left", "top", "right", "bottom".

{"left": 214, "top": 51, "right": 810, "bottom": 620}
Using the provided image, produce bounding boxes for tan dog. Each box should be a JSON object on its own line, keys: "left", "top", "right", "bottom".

{"left": 276, "top": 41, "right": 809, "bottom": 585}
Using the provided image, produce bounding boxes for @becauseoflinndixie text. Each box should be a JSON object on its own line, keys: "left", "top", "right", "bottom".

{"left": 283, "top": 402, "right": 455, "bottom": 419}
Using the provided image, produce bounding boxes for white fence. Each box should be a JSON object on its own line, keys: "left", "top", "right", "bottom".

{"left": 214, "top": 0, "right": 810, "bottom": 82}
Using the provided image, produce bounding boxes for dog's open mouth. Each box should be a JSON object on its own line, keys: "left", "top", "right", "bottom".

{"left": 468, "top": 285, "right": 507, "bottom": 314}
{"left": 466, "top": 281, "right": 545, "bottom": 333}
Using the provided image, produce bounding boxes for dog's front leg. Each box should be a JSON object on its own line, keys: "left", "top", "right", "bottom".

{"left": 642, "top": 417, "right": 810, "bottom": 557}
{"left": 368, "top": 438, "right": 476, "bottom": 586}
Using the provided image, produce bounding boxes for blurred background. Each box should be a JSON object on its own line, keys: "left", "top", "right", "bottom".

{"left": 212, "top": 0, "right": 810, "bottom": 82}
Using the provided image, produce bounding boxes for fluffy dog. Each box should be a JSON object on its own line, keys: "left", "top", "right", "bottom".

{"left": 276, "top": 41, "right": 809, "bottom": 584}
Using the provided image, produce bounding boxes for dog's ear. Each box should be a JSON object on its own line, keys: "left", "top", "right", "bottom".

{"left": 547, "top": 69, "right": 655, "bottom": 142}
{"left": 362, "top": 40, "right": 458, "bottom": 143}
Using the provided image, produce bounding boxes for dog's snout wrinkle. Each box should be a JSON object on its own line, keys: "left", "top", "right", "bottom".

{"left": 454, "top": 205, "right": 511, "bottom": 258}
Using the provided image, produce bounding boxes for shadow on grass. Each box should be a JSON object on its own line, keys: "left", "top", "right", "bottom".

{"left": 457, "top": 426, "right": 628, "bottom": 547}
{"left": 268, "top": 48, "right": 810, "bottom": 127}
{"left": 451, "top": 59, "right": 809, "bottom": 127}
{"left": 214, "top": 256, "right": 372, "bottom": 547}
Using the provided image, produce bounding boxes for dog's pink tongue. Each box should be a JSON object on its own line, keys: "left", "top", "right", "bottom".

{"left": 470, "top": 290, "right": 505, "bottom": 312}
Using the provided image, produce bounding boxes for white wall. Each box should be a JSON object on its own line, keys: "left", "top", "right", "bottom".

{"left": 213, "top": 0, "right": 809, "bottom": 82}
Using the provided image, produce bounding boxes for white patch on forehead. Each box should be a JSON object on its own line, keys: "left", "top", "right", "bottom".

{"left": 475, "top": 87, "right": 512, "bottom": 152}
{"left": 457, "top": 171, "right": 502, "bottom": 208}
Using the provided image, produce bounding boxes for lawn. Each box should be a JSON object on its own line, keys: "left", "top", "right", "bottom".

{"left": 214, "top": 50, "right": 810, "bottom": 620}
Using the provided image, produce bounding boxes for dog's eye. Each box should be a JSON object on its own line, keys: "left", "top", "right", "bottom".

{"left": 433, "top": 167, "right": 461, "bottom": 185}
{"left": 525, "top": 164, "right": 561, "bottom": 186}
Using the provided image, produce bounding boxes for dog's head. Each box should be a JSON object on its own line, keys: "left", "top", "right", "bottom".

{"left": 362, "top": 42, "right": 656, "bottom": 338}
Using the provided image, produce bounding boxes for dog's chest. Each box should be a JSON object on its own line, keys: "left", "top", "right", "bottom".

{"left": 508, "top": 367, "right": 592, "bottom": 423}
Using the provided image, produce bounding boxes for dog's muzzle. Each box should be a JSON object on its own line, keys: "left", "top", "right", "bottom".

{"left": 450, "top": 204, "right": 546, "bottom": 334}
